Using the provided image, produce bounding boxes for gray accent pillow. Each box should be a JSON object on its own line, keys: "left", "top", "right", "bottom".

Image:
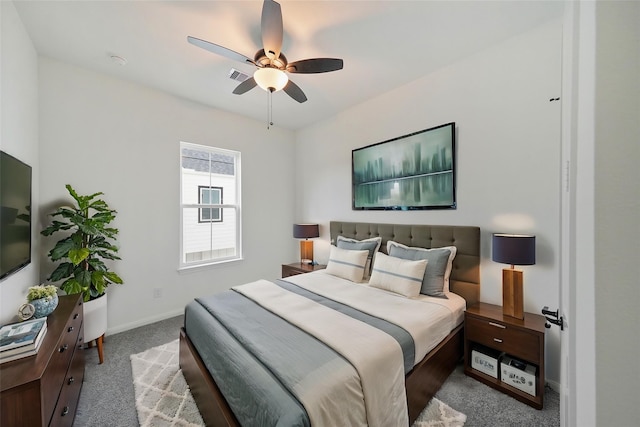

{"left": 387, "top": 240, "right": 454, "bottom": 299}
{"left": 336, "top": 235, "right": 382, "bottom": 278}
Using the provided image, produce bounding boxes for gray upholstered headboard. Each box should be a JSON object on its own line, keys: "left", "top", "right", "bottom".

{"left": 329, "top": 221, "right": 480, "bottom": 306}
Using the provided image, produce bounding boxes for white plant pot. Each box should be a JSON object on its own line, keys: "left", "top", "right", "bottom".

{"left": 83, "top": 293, "right": 108, "bottom": 343}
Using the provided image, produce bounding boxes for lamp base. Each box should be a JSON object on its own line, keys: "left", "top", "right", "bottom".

{"left": 300, "top": 240, "right": 314, "bottom": 264}
{"left": 502, "top": 268, "right": 524, "bottom": 319}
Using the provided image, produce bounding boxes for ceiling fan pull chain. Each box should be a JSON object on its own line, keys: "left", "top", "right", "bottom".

{"left": 266, "top": 90, "right": 270, "bottom": 129}
{"left": 267, "top": 88, "right": 274, "bottom": 129}
{"left": 270, "top": 90, "right": 274, "bottom": 127}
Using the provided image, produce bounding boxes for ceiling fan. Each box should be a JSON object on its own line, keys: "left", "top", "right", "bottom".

{"left": 187, "top": 0, "right": 343, "bottom": 104}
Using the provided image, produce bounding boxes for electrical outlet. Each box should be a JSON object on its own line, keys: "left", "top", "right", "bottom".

{"left": 153, "top": 288, "right": 162, "bottom": 299}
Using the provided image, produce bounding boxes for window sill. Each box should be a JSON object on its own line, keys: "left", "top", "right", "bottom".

{"left": 178, "top": 257, "right": 243, "bottom": 274}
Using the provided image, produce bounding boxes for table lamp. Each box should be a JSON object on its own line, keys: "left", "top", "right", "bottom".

{"left": 492, "top": 233, "right": 536, "bottom": 319}
{"left": 293, "top": 224, "right": 319, "bottom": 264}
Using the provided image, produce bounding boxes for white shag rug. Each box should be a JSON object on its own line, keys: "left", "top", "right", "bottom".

{"left": 131, "top": 340, "right": 466, "bottom": 427}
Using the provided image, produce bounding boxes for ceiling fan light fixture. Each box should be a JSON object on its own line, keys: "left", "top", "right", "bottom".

{"left": 254, "top": 67, "right": 288, "bottom": 92}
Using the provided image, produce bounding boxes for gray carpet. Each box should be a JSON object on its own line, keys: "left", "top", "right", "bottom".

{"left": 129, "top": 340, "right": 465, "bottom": 427}
{"left": 75, "top": 315, "right": 560, "bottom": 427}
{"left": 437, "top": 366, "right": 560, "bottom": 427}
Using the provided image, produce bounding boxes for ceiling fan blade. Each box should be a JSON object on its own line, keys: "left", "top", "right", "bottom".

{"left": 261, "top": 0, "right": 283, "bottom": 60}
{"left": 283, "top": 80, "right": 307, "bottom": 103}
{"left": 232, "top": 77, "right": 258, "bottom": 95}
{"left": 286, "top": 58, "right": 344, "bottom": 74}
{"left": 188, "top": 36, "right": 255, "bottom": 66}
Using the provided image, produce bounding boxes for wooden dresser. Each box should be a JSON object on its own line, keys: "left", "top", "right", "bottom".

{"left": 1, "top": 294, "right": 85, "bottom": 426}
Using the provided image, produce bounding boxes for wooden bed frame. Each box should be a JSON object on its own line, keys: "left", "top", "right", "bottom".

{"left": 180, "top": 221, "right": 481, "bottom": 426}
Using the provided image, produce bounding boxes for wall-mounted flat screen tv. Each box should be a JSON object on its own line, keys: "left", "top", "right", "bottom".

{"left": 1, "top": 151, "right": 32, "bottom": 280}
{"left": 352, "top": 122, "right": 456, "bottom": 210}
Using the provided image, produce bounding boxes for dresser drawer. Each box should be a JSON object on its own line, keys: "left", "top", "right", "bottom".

{"left": 50, "top": 345, "right": 84, "bottom": 427}
{"left": 41, "top": 307, "right": 83, "bottom": 424}
{"left": 465, "top": 316, "right": 540, "bottom": 363}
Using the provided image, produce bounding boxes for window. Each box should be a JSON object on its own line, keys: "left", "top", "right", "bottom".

{"left": 180, "top": 142, "right": 241, "bottom": 268}
{"left": 199, "top": 186, "right": 222, "bottom": 222}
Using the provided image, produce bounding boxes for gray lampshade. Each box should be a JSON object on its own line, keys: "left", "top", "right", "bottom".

{"left": 492, "top": 234, "right": 536, "bottom": 266}
{"left": 293, "top": 224, "right": 319, "bottom": 239}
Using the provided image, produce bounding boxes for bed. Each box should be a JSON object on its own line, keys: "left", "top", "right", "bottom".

{"left": 179, "top": 221, "right": 480, "bottom": 427}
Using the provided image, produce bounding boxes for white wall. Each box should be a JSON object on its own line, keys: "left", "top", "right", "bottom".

{"left": 295, "top": 20, "right": 563, "bottom": 385}
{"left": 594, "top": 1, "right": 640, "bottom": 424}
{"left": 0, "top": 2, "right": 40, "bottom": 325}
{"left": 37, "top": 58, "right": 297, "bottom": 334}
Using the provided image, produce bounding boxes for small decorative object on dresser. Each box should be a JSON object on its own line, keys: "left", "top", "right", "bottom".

{"left": 0, "top": 294, "right": 85, "bottom": 426}
{"left": 26, "top": 284, "right": 59, "bottom": 319}
{"left": 17, "top": 303, "right": 36, "bottom": 321}
{"left": 464, "top": 302, "right": 546, "bottom": 409}
{"left": 281, "top": 262, "right": 326, "bottom": 278}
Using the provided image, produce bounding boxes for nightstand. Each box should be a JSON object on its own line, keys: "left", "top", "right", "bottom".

{"left": 464, "top": 302, "right": 546, "bottom": 409}
{"left": 281, "top": 262, "right": 326, "bottom": 278}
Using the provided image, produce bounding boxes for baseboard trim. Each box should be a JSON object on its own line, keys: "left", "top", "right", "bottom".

{"left": 546, "top": 378, "right": 561, "bottom": 393}
{"left": 105, "top": 308, "right": 184, "bottom": 336}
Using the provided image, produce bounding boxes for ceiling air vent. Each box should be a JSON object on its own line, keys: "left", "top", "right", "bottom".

{"left": 228, "top": 68, "right": 249, "bottom": 82}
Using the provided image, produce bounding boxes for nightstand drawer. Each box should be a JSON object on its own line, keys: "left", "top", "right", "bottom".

{"left": 465, "top": 316, "right": 540, "bottom": 363}
{"left": 282, "top": 268, "right": 305, "bottom": 278}
{"left": 282, "top": 263, "right": 326, "bottom": 278}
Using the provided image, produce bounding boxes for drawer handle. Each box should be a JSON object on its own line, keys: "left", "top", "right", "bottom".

{"left": 73, "top": 313, "right": 79, "bottom": 319}
{"left": 489, "top": 322, "right": 506, "bottom": 329}
{"left": 493, "top": 338, "right": 503, "bottom": 343}
{"left": 68, "top": 377, "right": 75, "bottom": 385}
{"left": 68, "top": 326, "right": 74, "bottom": 333}
{"left": 61, "top": 406, "right": 69, "bottom": 416}
{"left": 59, "top": 344, "right": 69, "bottom": 353}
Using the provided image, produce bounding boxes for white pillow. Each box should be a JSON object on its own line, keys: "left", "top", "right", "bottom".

{"left": 325, "top": 245, "right": 369, "bottom": 282}
{"left": 336, "top": 235, "right": 382, "bottom": 279}
{"left": 368, "top": 252, "right": 428, "bottom": 298}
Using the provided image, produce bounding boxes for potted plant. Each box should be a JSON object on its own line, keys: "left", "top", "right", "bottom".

{"left": 41, "top": 184, "right": 123, "bottom": 363}
{"left": 26, "top": 284, "right": 59, "bottom": 318}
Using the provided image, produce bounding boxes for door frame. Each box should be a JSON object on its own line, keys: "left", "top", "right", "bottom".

{"left": 560, "top": 2, "right": 597, "bottom": 426}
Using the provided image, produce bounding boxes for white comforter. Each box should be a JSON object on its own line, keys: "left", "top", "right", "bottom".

{"left": 233, "top": 272, "right": 464, "bottom": 427}
{"left": 288, "top": 270, "right": 465, "bottom": 365}
{"left": 235, "top": 280, "right": 405, "bottom": 427}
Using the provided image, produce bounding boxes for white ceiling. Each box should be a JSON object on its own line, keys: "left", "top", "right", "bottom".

{"left": 13, "top": 1, "right": 563, "bottom": 130}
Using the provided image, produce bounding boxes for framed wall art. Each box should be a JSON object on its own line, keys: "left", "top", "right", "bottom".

{"left": 352, "top": 122, "right": 456, "bottom": 210}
